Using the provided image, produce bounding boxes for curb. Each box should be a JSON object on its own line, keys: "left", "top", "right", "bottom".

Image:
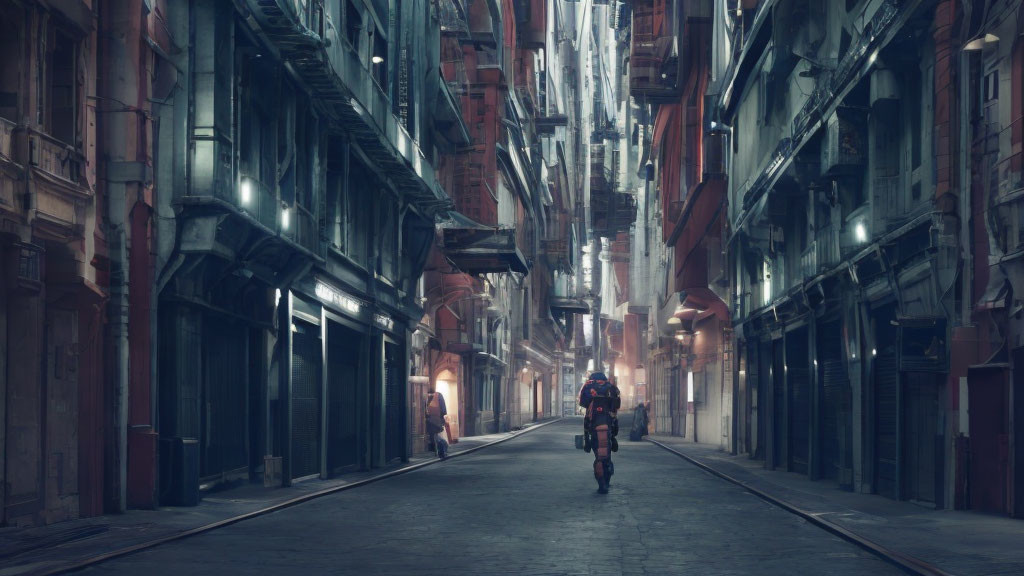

{"left": 42, "top": 418, "right": 563, "bottom": 575}
{"left": 646, "top": 439, "right": 954, "bottom": 576}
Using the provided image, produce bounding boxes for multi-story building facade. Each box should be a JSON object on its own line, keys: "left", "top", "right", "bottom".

{"left": 642, "top": 0, "right": 1024, "bottom": 517}
{"left": 0, "top": 0, "right": 597, "bottom": 529}
{"left": 413, "top": 0, "right": 592, "bottom": 442}
{"left": 152, "top": 0, "right": 455, "bottom": 503}
{"left": 625, "top": 0, "right": 1024, "bottom": 518}
{"left": 627, "top": 0, "right": 731, "bottom": 446}
{"left": 723, "top": 0, "right": 962, "bottom": 507}
{"left": 0, "top": 0, "right": 104, "bottom": 526}
{"left": 960, "top": 0, "right": 1024, "bottom": 517}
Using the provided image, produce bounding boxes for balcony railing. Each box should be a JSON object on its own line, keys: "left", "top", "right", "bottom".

{"left": 629, "top": 0, "right": 681, "bottom": 99}
{"left": 30, "top": 128, "right": 81, "bottom": 184}
{"left": 244, "top": 0, "right": 447, "bottom": 215}
{"left": 435, "top": 0, "right": 469, "bottom": 36}
{"left": 439, "top": 327, "right": 483, "bottom": 354}
{"left": 0, "top": 117, "right": 16, "bottom": 163}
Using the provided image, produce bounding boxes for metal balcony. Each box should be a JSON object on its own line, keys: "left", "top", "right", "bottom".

{"left": 442, "top": 217, "right": 530, "bottom": 275}
{"left": 243, "top": 0, "right": 451, "bottom": 216}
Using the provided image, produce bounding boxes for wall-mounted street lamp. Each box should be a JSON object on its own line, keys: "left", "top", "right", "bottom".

{"left": 963, "top": 33, "right": 999, "bottom": 52}
{"left": 855, "top": 221, "right": 868, "bottom": 244}
{"left": 281, "top": 205, "right": 291, "bottom": 231}
{"left": 240, "top": 177, "right": 253, "bottom": 206}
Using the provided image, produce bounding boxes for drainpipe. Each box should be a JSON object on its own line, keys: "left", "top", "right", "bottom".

{"left": 100, "top": 0, "right": 157, "bottom": 511}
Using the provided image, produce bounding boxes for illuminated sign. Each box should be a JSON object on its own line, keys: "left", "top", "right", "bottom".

{"left": 374, "top": 313, "right": 394, "bottom": 332}
{"left": 315, "top": 280, "right": 361, "bottom": 315}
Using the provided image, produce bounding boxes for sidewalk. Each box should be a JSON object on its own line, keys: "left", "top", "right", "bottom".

{"left": 0, "top": 420, "right": 558, "bottom": 576}
{"left": 648, "top": 436, "right": 1024, "bottom": 576}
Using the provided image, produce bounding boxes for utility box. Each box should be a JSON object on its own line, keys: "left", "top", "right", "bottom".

{"left": 264, "top": 455, "right": 283, "bottom": 488}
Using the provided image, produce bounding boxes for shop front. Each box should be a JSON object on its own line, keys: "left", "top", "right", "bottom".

{"left": 278, "top": 275, "right": 410, "bottom": 484}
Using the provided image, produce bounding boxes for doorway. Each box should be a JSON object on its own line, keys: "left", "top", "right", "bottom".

{"left": 903, "top": 372, "right": 943, "bottom": 506}
{"left": 434, "top": 369, "right": 460, "bottom": 440}
{"left": 290, "top": 320, "right": 322, "bottom": 480}
{"left": 327, "top": 320, "right": 361, "bottom": 474}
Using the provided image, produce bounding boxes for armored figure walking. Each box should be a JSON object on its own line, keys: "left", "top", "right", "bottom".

{"left": 579, "top": 372, "right": 620, "bottom": 493}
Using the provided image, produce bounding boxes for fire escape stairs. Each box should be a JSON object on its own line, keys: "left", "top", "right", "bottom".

{"left": 245, "top": 0, "right": 453, "bottom": 216}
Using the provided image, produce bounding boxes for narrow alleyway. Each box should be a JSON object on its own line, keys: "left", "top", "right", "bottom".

{"left": 78, "top": 419, "right": 899, "bottom": 576}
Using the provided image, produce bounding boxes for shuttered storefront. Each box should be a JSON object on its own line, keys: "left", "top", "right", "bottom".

{"left": 291, "top": 322, "right": 322, "bottom": 479}
{"left": 819, "top": 321, "right": 850, "bottom": 483}
{"left": 756, "top": 339, "right": 771, "bottom": 461}
{"left": 327, "top": 320, "right": 360, "bottom": 473}
{"left": 201, "top": 319, "right": 248, "bottom": 480}
{"left": 384, "top": 342, "right": 404, "bottom": 463}
{"left": 787, "top": 329, "right": 810, "bottom": 475}
{"left": 772, "top": 339, "right": 785, "bottom": 469}
{"left": 875, "top": 320, "right": 900, "bottom": 500}
{"left": 904, "top": 372, "right": 940, "bottom": 504}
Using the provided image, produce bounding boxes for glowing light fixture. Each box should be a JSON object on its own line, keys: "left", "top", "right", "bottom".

{"left": 372, "top": 55, "right": 385, "bottom": 64}
{"left": 872, "top": 348, "right": 878, "bottom": 357}
{"left": 281, "top": 206, "right": 291, "bottom": 231}
{"left": 240, "top": 178, "right": 253, "bottom": 206}
{"left": 855, "top": 222, "right": 868, "bottom": 243}
{"left": 868, "top": 51, "right": 878, "bottom": 66}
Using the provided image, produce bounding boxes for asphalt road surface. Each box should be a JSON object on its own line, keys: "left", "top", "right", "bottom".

{"left": 78, "top": 418, "right": 902, "bottom": 575}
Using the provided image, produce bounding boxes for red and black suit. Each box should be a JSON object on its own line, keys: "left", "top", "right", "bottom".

{"left": 579, "top": 372, "right": 620, "bottom": 493}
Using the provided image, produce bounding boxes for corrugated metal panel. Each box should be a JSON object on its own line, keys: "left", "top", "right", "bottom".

{"left": 291, "top": 326, "right": 322, "bottom": 478}
{"left": 327, "top": 322, "right": 359, "bottom": 472}
{"left": 876, "top": 341, "right": 900, "bottom": 500}
{"left": 819, "top": 321, "right": 849, "bottom": 483}
{"left": 772, "top": 340, "right": 785, "bottom": 469}
{"left": 904, "top": 373, "right": 940, "bottom": 504}
{"left": 384, "top": 343, "right": 404, "bottom": 462}
{"left": 201, "top": 319, "right": 248, "bottom": 479}
{"left": 788, "top": 353, "right": 810, "bottom": 475}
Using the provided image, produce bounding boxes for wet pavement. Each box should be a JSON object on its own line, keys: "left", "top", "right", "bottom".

{"left": 76, "top": 418, "right": 901, "bottom": 575}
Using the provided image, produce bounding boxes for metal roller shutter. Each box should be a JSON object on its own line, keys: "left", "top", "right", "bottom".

{"left": 772, "top": 340, "right": 785, "bottom": 469}
{"left": 384, "top": 343, "right": 404, "bottom": 462}
{"left": 819, "top": 322, "right": 849, "bottom": 482}
{"left": 291, "top": 325, "right": 322, "bottom": 479}
{"left": 202, "top": 319, "right": 248, "bottom": 479}
{"left": 876, "top": 339, "right": 900, "bottom": 500}
{"left": 327, "top": 322, "right": 359, "bottom": 472}
{"left": 788, "top": 339, "right": 811, "bottom": 476}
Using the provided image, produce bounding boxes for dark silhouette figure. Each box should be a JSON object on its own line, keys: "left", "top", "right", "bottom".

{"left": 630, "top": 402, "right": 649, "bottom": 441}
{"left": 426, "top": 389, "right": 448, "bottom": 459}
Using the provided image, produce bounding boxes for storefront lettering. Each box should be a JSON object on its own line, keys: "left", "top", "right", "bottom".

{"left": 315, "top": 280, "right": 360, "bottom": 315}
{"left": 374, "top": 313, "right": 394, "bottom": 332}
